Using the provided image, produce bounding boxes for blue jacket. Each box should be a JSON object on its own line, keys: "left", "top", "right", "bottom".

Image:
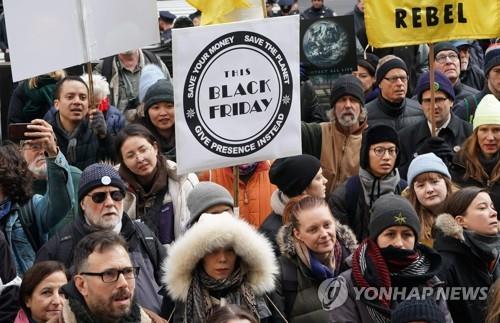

{"left": 3, "top": 152, "right": 73, "bottom": 275}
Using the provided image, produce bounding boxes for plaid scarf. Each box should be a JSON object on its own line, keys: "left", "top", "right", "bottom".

{"left": 185, "top": 264, "right": 258, "bottom": 323}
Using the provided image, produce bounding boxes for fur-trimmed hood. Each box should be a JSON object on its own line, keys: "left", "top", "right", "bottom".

{"left": 276, "top": 219, "right": 358, "bottom": 259}
{"left": 270, "top": 190, "right": 289, "bottom": 216}
{"left": 162, "top": 212, "right": 278, "bottom": 301}
{"left": 435, "top": 213, "right": 465, "bottom": 241}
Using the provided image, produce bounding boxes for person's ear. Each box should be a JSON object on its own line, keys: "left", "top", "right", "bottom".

{"left": 74, "top": 275, "right": 88, "bottom": 297}
{"left": 293, "top": 227, "right": 302, "bottom": 241}
{"left": 54, "top": 99, "right": 60, "bottom": 110}
{"left": 455, "top": 215, "right": 467, "bottom": 228}
{"left": 80, "top": 199, "right": 86, "bottom": 212}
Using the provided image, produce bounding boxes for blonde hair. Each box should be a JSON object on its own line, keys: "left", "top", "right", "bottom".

{"left": 458, "top": 128, "right": 500, "bottom": 183}
{"left": 405, "top": 172, "right": 457, "bottom": 242}
{"left": 28, "top": 70, "right": 66, "bottom": 89}
{"left": 486, "top": 279, "right": 500, "bottom": 323}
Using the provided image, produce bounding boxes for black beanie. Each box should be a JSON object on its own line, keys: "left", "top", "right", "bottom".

{"left": 360, "top": 124, "right": 400, "bottom": 170}
{"left": 375, "top": 55, "right": 408, "bottom": 85}
{"left": 78, "top": 163, "right": 127, "bottom": 203}
{"left": 143, "top": 79, "right": 174, "bottom": 113}
{"left": 329, "top": 75, "right": 365, "bottom": 107}
{"left": 357, "top": 53, "right": 379, "bottom": 76}
{"left": 269, "top": 154, "right": 321, "bottom": 197}
{"left": 433, "top": 42, "right": 459, "bottom": 57}
{"left": 391, "top": 298, "right": 445, "bottom": 323}
{"left": 369, "top": 195, "right": 420, "bottom": 240}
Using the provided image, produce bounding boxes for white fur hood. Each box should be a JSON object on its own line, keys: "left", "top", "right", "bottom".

{"left": 162, "top": 213, "right": 278, "bottom": 301}
{"left": 435, "top": 213, "right": 465, "bottom": 241}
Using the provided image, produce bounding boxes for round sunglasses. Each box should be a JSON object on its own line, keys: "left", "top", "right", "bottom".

{"left": 87, "top": 190, "right": 125, "bottom": 204}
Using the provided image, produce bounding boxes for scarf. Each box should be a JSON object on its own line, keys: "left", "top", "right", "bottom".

{"left": 359, "top": 168, "right": 401, "bottom": 209}
{"left": 23, "top": 76, "right": 57, "bottom": 116}
{"left": 464, "top": 230, "right": 500, "bottom": 273}
{"left": 120, "top": 155, "right": 170, "bottom": 237}
{"left": 294, "top": 238, "right": 343, "bottom": 281}
{"left": 351, "top": 239, "right": 433, "bottom": 323}
{"left": 55, "top": 113, "right": 82, "bottom": 165}
{"left": 478, "top": 152, "right": 500, "bottom": 178}
{"left": 68, "top": 296, "right": 142, "bottom": 323}
{"left": 185, "top": 264, "right": 258, "bottom": 323}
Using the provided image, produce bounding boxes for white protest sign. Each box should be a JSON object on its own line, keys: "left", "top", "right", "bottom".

{"left": 173, "top": 16, "right": 301, "bottom": 175}
{"left": 4, "top": 0, "right": 159, "bottom": 81}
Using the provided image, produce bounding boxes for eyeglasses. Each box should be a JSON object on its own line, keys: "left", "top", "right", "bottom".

{"left": 80, "top": 267, "right": 140, "bottom": 283}
{"left": 372, "top": 147, "right": 398, "bottom": 157}
{"left": 87, "top": 190, "right": 125, "bottom": 204}
{"left": 383, "top": 76, "right": 408, "bottom": 83}
{"left": 435, "top": 53, "right": 459, "bottom": 64}
{"left": 21, "top": 142, "right": 43, "bottom": 151}
{"left": 421, "top": 97, "right": 448, "bottom": 105}
{"left": 123, "top": 145, "right": 154, "bottom": 161}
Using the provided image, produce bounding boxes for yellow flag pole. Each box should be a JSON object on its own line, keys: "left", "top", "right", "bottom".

{"left": 428, "top": 44, "right": 436, "bottom": 137}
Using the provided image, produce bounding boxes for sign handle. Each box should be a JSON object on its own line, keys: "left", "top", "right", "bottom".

{"left": 86, "top": 62, "right": 95, "bottom": 110}
{"left": 428, "top": 43, "right": 436, "bottom": 137}
{"left": 233, "top": 166, "right": 239, "bottom": 208}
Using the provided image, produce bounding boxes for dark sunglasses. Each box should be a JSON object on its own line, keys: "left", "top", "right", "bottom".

{"left": 87, "top": 190, "right": 125, "bottom": 203}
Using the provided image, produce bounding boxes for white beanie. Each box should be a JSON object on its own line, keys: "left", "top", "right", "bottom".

{"left": 139, "top": 64, "right": 166, "bottom": 102}
{"left": 473, "top": 94, "right": 500, "bottom": 129}
{"left": 407, "top": 153, "right": 451, "bottom": 185}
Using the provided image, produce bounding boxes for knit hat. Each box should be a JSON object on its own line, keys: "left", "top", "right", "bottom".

{"left": 329, "top": 75, "right": 365, "bottom": 107}
{"left": 473, "top": 94, "right": 500, "bottom": 129}
{"left": 139, "top": 64, "right": 174, "bottom": 113}
{"left": 269, "top": 154, "right": 321, "bottom": 197}
{"left": 186, "top": 182, "right": 234, "bottom": 227}
{"left": 375, "top": 55, "right": 408, "bottom": 85}
{"left": 78, "top": 163, "right": 127, "bottom": 202}
{"left": 433, "top": 42, "right": 459, "bottom": 57}
{"left": 391, "top": 298, "right": 445, "bottom": 323}
{"left": 407, "top": 153, "right": 451, "bottom": 186}
{"left": 484, "top": 43, "right": 500, "bottom": 76}
{"left": 414, "top": 70, "right": 455, "bottom": 103}
{"left": 369, "top": 195, "right": 420, "bottom": 240}
{"left": 357, "top": 53, "right": 379, "bottom": 76}
{"left": 360, "top": 124, "right": 400, "bottom": 170}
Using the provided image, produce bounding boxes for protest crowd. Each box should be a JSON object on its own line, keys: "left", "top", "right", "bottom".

{"left": 1, "top": 0, "right": 500, "bottom": 322}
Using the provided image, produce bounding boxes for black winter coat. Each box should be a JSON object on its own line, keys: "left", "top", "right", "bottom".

{"left": 453, "top": 81, "right": 479, "bottom": 104}
{"left": 398, "top": 113, "right": 472, "bottom": 179}
{"left": 36, "top": 213, "right": 167, "bottom": 314}
{"left": 45, "top": 112, "right": 115, "bottom": 170}
{"left": 366, "top": 95, "right": 424, "bottom": 131}
{"left": 453, "top": 88, "right": 492, "bottom": 123}
{"left": 0, "top": 231, "right": 19, "bottom": 323}
{"left": 434, "top": 213, "right": 500, "bottom": 323}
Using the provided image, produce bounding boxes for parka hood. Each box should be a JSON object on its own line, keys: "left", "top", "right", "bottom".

{"left": 162, "top": 212, "right": 278, "bottom": 301}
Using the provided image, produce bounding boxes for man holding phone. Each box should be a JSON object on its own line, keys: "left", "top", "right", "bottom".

{"left": 19, "top": 119, "right": 81, "bottom": 236}
{"left": 0, "top": 119, "right": 74, "bottom": 275}
{"left": 44, "top": 76, "right": 115, "bottom": 170}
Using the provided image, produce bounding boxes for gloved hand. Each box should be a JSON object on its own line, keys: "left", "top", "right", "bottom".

{"left": 417, "top": 136, "right": 454, "bottom": 165}
{"left": 89, "top": 109, "right": 107, "bottom": 138}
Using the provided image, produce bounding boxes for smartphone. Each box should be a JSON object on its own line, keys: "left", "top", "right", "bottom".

{"left": 8, "top": 123, "right": 32, "bottom": 141}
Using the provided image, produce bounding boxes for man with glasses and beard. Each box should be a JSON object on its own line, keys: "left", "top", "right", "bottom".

{"left": 36, "top": 163, "right": 168, "bottom": 317}
{"left": 20, "top": 122, "right": 81, "bottom": 236}
{"left": 59, "top": 231, "right": 166, "bottom": 322}
{"left": 302, "top": 75, "right": 368, "bottom": 193}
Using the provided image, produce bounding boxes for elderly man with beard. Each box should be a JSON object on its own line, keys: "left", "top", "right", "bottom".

{"left": 302, "top": 75, "right": 368, "bottom": 193}
{"left": 59, "top": 231, "right": 166, "bottom": 322}
{"left": 21, "top": 126, "right": 81, "bottom": 236}
{"left": 36, "top": 163, "right": 168, "bottom": 318}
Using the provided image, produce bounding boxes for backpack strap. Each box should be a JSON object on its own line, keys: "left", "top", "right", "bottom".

{"left": 279, "top": 256, "right": 298, "bottom": 318}
{"left": 345, "top": 176, "right": 361, "bottom": 218}
{"left": 142, "top": 49, "right": 161, "bottom": 67}
{"left": 17, "top": 200, "right": 42, "bottom": 251}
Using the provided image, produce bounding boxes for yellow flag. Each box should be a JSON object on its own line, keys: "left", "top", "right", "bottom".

{"left": 187, "top": 0, "right": 263, "bottom": 25}
{"left": 365, "top": 0, "right": 500, "bottom": 47}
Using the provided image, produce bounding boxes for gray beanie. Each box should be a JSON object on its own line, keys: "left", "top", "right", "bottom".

{"left": 407, "top": 153, "right": 451, "bottom": 186}
{"left": 78, "top": 163, "right": 126, "bottom": 202}
{"left": 369, "top": 195, "right": 420, "bottom": 240}
{"left": 187, "top": 182, "right": 234, "bottom": 227}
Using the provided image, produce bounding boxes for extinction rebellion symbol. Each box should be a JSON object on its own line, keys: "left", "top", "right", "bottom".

{"left": 184, "top": 31, "right": 293, "bottom": 157}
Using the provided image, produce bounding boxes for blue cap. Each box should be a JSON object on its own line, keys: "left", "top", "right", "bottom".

{"left": 159, "top": 11, "right": 176, "bottom": 22}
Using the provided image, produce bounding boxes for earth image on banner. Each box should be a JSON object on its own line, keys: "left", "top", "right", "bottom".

{"left": 302, "top": 20, "right": 349, "bottom": 67}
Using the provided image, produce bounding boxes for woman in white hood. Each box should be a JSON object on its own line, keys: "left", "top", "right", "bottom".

{"left": 162, "top": 212, "right": 280, "bottom": 323}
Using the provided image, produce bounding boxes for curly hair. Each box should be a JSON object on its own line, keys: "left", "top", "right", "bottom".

{"left": 0, "top": 142, "right": 33, "bottom": 205}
